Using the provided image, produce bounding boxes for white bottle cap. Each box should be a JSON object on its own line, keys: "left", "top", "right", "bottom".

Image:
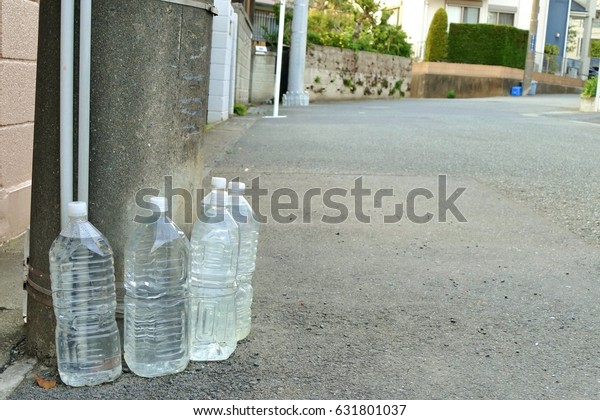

{"left": 211, "top": 190, "right": 228, "bottom": 207}
{"left": 67, "top": 201, "right": 87, "bottom": 217}
{"left": 228, "top": 181, "right": 246, "bottom": 194}
{"left": 211, "top": 177, "right": 227, "bottom": 190}
{"left": 150, "top": 196, "right": 168, "bottom": 213}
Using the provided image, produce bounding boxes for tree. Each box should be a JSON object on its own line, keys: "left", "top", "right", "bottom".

{"left": 305, "top": 0, "right": 412, "bottom": 57}
{"left": 590, "top": 39, "right": 600, "bottom": 58}
{"left": 424, "top": 8, "right": 448, "bottom": 62}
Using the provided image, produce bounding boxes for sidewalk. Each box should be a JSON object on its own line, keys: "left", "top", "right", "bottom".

{"left": 0, "top": 110, "right": 264, "bottom": 399}
{"left": 0, "top": 233, "right": 31, "bottom": 399}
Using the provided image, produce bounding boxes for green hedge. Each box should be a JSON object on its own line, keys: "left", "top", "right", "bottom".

{"left": 447, "top": 24, "right": 528, "bottom": 69}
{"left": 424, "top": 8, "right": 448, "bottom": 62}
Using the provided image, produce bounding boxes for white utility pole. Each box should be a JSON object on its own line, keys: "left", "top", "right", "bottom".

{"left": 284, "top": 0, "right": 309, "bottom": 106}
{"left": 580, "top": 0, "right": 596, "bottom": 80}
{"left": 265, "top": 0, "right": 287, "bottom": 119}
{"left": 523, "top": 0, "right": 540, "bottom": 95}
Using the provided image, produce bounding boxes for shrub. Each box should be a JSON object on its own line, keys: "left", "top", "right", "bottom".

{"left": 424, "top": 8, "right": 448, "bottom": 62}
{"left": 447, "top": 23, "right": 528, "bottom": 69}
{"left": 543, "top": 44, "right": 559, "bottom": 74}
{"left": 590, "top": 39, "right": 600, "bottom": 58}
{"left": 234, "top": 103, "right": 247, "bottom": 116}
{"left": 581, "top": 77, "right": 597, "bottom": 98}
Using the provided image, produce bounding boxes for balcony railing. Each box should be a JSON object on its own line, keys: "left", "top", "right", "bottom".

{"left": 253, "top": 9, "right": 277, "bottom": 42}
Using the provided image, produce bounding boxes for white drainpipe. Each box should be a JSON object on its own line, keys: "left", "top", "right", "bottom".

{"left": 78, "top": 0, "right": 92, "bottom": 205}
{"left": 60, "top": 0, "right": 75, "bottom": 229}
{"left": 60, "top": 0, "right": 92, "bottom": 228}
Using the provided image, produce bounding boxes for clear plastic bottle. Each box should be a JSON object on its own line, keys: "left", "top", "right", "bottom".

{"left": 190, "top": 190, "right": 239, "bottom": 361}
{"left": 228, "top": 181, "right": 260, "bottom": 341}
{"left": 201, "top": 176, "right": 227, "bottom": 216}
{"left": 124, "top": 197, "right": 190, "bottom": 377}
{"left": 49, "top": 201, "right": 122, "bottom": 387}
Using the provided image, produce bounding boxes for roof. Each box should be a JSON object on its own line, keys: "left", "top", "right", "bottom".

{"left": 571, "top": 0, "right": 586, "bottom": 13}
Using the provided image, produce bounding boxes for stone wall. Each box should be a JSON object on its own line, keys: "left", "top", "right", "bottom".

{"left": 304, "top": 45, "right": 412, "bottom": 101}
{"left": 0, "top": 0, "right": 39, "bottom": 243}
{"left": 233, "top": 3, "right": 252, "bottom": 105}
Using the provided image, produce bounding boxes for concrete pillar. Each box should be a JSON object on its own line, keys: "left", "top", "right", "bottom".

{"left": 26, "top": 0, "right": 213, "bottom": 361}
{"left": 229, "top": 11, "right": 238, "bottom": 116}
{"left": 207, "top": 0, "right": 235, "bottom": 123}
{"left": 284, "top": 0, "right": 309, "bottom": 106}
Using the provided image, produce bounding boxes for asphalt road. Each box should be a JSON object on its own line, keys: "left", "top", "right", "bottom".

{"left": 8, "top": 94, "right": 600, "bottom": 400}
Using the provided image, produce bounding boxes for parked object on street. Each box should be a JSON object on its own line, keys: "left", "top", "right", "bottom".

{"left": 528, "top": 80, "right": 538, "bottom": 96}
{"left": 49, "top": 201, "right": 122, "bottom": 387}
{"left": 190, "top": 190, "right": 239, "bottom": 361}
{"left": 124, "top": 197, "right": 190, "bottom": 378}
{"left": 228, "top": 181, "right": 260, "bottom": 341}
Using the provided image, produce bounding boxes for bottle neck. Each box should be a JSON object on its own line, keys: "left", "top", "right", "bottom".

{"left": 68, "top": 215, "right": 88, "bottom": 223}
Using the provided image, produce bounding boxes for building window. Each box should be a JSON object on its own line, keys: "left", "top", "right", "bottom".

{"left": 488, "top": 11, "right": 515, "bottom": 26}
{"left": 447, "top": 5, "right": 480, "bottom": 24}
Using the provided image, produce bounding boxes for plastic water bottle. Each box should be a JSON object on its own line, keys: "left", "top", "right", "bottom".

{"left": 124, "top": 197, "right": 190, "bottom": 377}
{"left": 201, "top": 176, "right": 227, "bottom": 215}
{"left": 49, "top": 201, "right": 122, "bottom": 387}
{"left": 190, "top": 190, "right": 239, "bottom": 361}
{"left": 228, "top": 181, "right": 259, "bottom": 341}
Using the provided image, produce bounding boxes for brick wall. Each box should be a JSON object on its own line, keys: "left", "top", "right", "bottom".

{"left": 0, "top": 0, "right": 38, "bottom": 243}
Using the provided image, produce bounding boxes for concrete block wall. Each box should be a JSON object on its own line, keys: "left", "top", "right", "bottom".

{"left": 0, "top": 0, "right": 39, "bottom": 243}
{"left": 250, "top": 52, "right": 276, "bottom": 104}
{"left": 411, "top": 61, "right": 584, "bottom": 98}
{"left": 233, "top": 3, "right": 252, "bottom": 105}
{"left": 207, "top": 0, "right": 235, "bottom": 123}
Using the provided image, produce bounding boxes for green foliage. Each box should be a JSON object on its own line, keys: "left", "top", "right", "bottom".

{"left": 263, "top": 3, "right": 293, "bottom": 48}
{"left": 306, "top": 0, "right": 412, "bottom": 57}
{"left": 544, "top": 44, "right": 559, "bottom": 55}
{"left": 424, "top": 8, "right": 448, "bottom": 62}
{"left": 567, "top": 26, "right": 577, "bottom": 53}
{"left": 388, "top": 80, "right": 403, "bottom": 96}
{"left": 447, "top": 23, "right": 528, "bottom": 69}
{"left": 590, "top": 40, "right": 600, "bottom": 58}
{"left": 233, "top": 103, "right": 247, "bottom": 116}
{"left": 543, "top": 44, "right": 559, "bottom": 74}
{"left": 342, "top": 78, "right": 356, "bottom": 92}
{"left": 581, "top": 77, "right": 597, "bottom": 98}
{"left": 446, "top": 90, "right": 456, "bottom": 99}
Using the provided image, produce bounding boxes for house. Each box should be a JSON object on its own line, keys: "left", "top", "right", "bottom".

{"left": 383, "top": 1, "right": 551, "bottom": 61}
{"left": 253, "top": 0, "right": 279, "bottom": 44}
{"left": 567, "top": 0, "right": 600, "bottom": 72}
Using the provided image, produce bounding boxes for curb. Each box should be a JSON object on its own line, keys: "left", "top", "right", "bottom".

{"left": 0, "top": 357, "right": 36, "bottom": 399}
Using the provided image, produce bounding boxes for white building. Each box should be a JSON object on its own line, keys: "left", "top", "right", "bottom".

{"left": 567, "top": 0, "right": 600, "bottom": 59}
{"left": 381, "top": 1, "right": 551, "bottom": 61}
